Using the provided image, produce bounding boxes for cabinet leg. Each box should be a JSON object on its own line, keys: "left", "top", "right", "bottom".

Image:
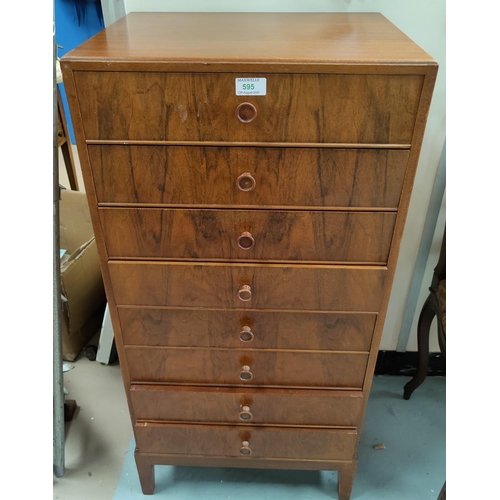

{"left": 337, "top": 459, "right": 358, "bottom": 500}
{"left": 134, "top": 449, "right": 155, "bottom": 494}
{"left": 403, "top": 293, "right": 435, "bottom": 400}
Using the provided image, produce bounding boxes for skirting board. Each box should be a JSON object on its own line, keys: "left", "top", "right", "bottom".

{"left": 375, "top": 350, "right": 445, "bottom": 377}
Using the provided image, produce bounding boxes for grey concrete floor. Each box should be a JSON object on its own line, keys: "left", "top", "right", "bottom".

{"left": 113, "top": 376, "right": 445, "bottom": 500}
{"left": 53, "top": 349, "right": 445, "bottom": 500}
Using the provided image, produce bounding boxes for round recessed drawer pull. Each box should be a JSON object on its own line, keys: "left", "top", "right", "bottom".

{"left": 239, "top": 365, "right": 253, "bottom": 381}
{"left": 237, "top": 232, "right": 255, "bottom": 250}
{"left": 236, "top": 173, "right": 256, "bottom": 192}
{"left": 240, "top": 440, "right": 252, "bottom": 455}
{"left": 237, "top": 284, "right": 252, "bottom": 302}
{"left": 239, "top": 326, "right": 254, "bottom": 343}
{"left": 239, "top": 405, "right": 253, "bottom": 422}
{"left": 236, "top": 102, "right": 257, "bottom": 123}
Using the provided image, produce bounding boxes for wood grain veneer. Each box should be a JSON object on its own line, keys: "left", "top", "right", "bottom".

{"left": 62, "top": 12, "right": 437, "bottom": 499}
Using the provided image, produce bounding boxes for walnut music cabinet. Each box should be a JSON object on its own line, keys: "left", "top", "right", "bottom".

{"left": 62, "top": 12, "right": 437, "bottom": 499}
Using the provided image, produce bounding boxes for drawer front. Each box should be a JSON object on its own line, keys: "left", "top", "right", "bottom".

{"left": 119, "top": 308, "right": 376, "bottom": 351}
{"left": 75, "top": 72, "right": 422, "bottom": 143}
{"left": 101, "top": 208, "right": 396, "bottom": 264}
{"left": 130, "top": 385, "right": 363, "bottom": 427}
{"left": 125, "top": 347, "right": 368, "bottom": 388}
{"left": 109, "top": 262, "right": 386, "bottom": 311}
{"left": 135, "top": 423, "right": 357, "bottom": 460}
{"left": 89, "top": 145, "right": 409, "bottom": 209}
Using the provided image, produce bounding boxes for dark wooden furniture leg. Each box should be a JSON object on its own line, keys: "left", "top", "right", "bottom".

{"left": 134, "top": 449, "right": 155, "bottom": 494}
{"left": 57, "top": 89, "right": 79, "bottom": 191}
{"left": 404, "top": 227, "right": 445, "bottom": 400}
{"left": 337, "top": 459, "right": 358, "bottom": 500}
{"left": 403, "top": 293, "right": 435, "bottom": 400}
{"left": 60, "top": 141, "right": 78, "bottom": 191}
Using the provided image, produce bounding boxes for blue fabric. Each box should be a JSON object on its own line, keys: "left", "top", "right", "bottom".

{"left": 55, "top": 0, "right": 104, "bottom": 144}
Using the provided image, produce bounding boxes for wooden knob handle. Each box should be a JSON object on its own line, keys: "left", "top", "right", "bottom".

{"left": 236, "top": 102, "right": 257, "bottom": 123}
{"left": 239, "top": 405, "right": 253, "bottom": 421}
{"left": 239, "top": 326, "right": 254, "bottom": 343}
{"left": 238, "top": 232, "right": 255, "bottom": 250}
{"left": 239, "top": 365, "right": 253, "bottom": 381}
{"left": 236, "top": 173, "right": 256, "bottom": 192}
{"left": 240, "top": 440, "right": 252, "bottom": 455}
{"left": 237, "top": 284, "right": 252, "bottom": 301}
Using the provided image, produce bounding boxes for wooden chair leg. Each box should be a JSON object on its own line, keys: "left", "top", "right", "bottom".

{"left": 134, "top": 449, "right": 155, "bottom": 494}
{"left": 437, "top": 320, "right": 446, "bottom": 359}
{"left": 337, "top": 459, "right": 358, "bottom": 500}
{"left": 404, "top": 293, "right": 436, "bottom": 400}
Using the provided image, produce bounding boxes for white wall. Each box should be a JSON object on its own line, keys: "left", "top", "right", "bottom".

{"left": 406, "top": 190, "right": 446, "bottom": 352}
{"left": 124, "top": 0, "right": 446, "bottom": 351}
{"left": 101, "top": 0, "right": 126, "bottom": 27}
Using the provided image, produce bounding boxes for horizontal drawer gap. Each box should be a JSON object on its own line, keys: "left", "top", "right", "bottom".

{"left": 135, "top": 451, "right": 354, "bottom": 465}
{"left": 126, "top": 345, "right": 369, "bottom": 355}
{"left": 98, "top": 203, "right": 399, "bottom": 213}
{"left": 124, "top": 345, "right": 373, "bottom": 353}
{"left": 116, "top": 305, "right": 380, "bottom": 315}
{"left": 135, "top": 419, "right": 356, "bottom": 430}
{"left": 110, "top": 257, "right": 387, "bottom": 266}
{"left": 130, "top": 384, "right": 364, "bottom": 397}
{"left": 117, "top": 305, "right": 380, "bottom": 314}
{"left": 86, "top": 139, "right": 411, "bottom": 149}
{"left": 108, "top": 260, "right": 387, "bottom": 271}
{"left": 131, "top": 381, "right": 363, "bottom": 391}
{"left": 70, "top": 61, "right": 432, "bottom": 74}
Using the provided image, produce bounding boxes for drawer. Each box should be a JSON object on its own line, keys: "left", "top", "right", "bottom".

{"left": 109, "top": 262, "right": 387, "bottom": 311}
{"left": 119, "top": 308, "right": 376, "bottom": 351}
{"left": 75, "top": 72, "right": 422, "bottom": 143}
{"left": 130, "top": 385, "right": 363, "bottom": 427}
{"left": 135, "top": 422, "right": 357, "bottom": 461}
{"left": 89, "top": 145, "right": 409, "bottom": 209}
{"left": 125, "top": 347, "right": 368, "bottom": 388}
{"left": 101, "top": 208, "right": 396, "bottom": 264}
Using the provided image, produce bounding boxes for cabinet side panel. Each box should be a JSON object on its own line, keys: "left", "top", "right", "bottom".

{"left": 60, "top": 63, "right": 137, "bottom": 423}
{"left": 358, "top": 66, "right": 439, "bottom": 433}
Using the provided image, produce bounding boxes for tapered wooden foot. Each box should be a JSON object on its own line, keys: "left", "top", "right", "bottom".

{"left": 134, "top": 449, "right": 155, "bottom": 494}
{"left": 403, "top": 293, "right": 435, "bottom": 400}
{"left": 337, "top": 459, "right": 358, "bottom": 500}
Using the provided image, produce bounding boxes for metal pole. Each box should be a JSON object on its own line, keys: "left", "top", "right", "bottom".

{"left": 53, "top": 18, "right": 65, "bottom": 478}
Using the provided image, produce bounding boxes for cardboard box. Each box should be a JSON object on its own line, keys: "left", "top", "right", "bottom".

{"left": 59, "top": 190, "right": 106, "bottom": 361}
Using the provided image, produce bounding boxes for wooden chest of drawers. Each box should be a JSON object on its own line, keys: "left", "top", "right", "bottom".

{"left": 62, "top": 12, "right": 437, "bottom": 499}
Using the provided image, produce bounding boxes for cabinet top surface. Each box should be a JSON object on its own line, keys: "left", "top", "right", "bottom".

{"left": 62, "top": 12, "right": 435, "bottom": 67}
